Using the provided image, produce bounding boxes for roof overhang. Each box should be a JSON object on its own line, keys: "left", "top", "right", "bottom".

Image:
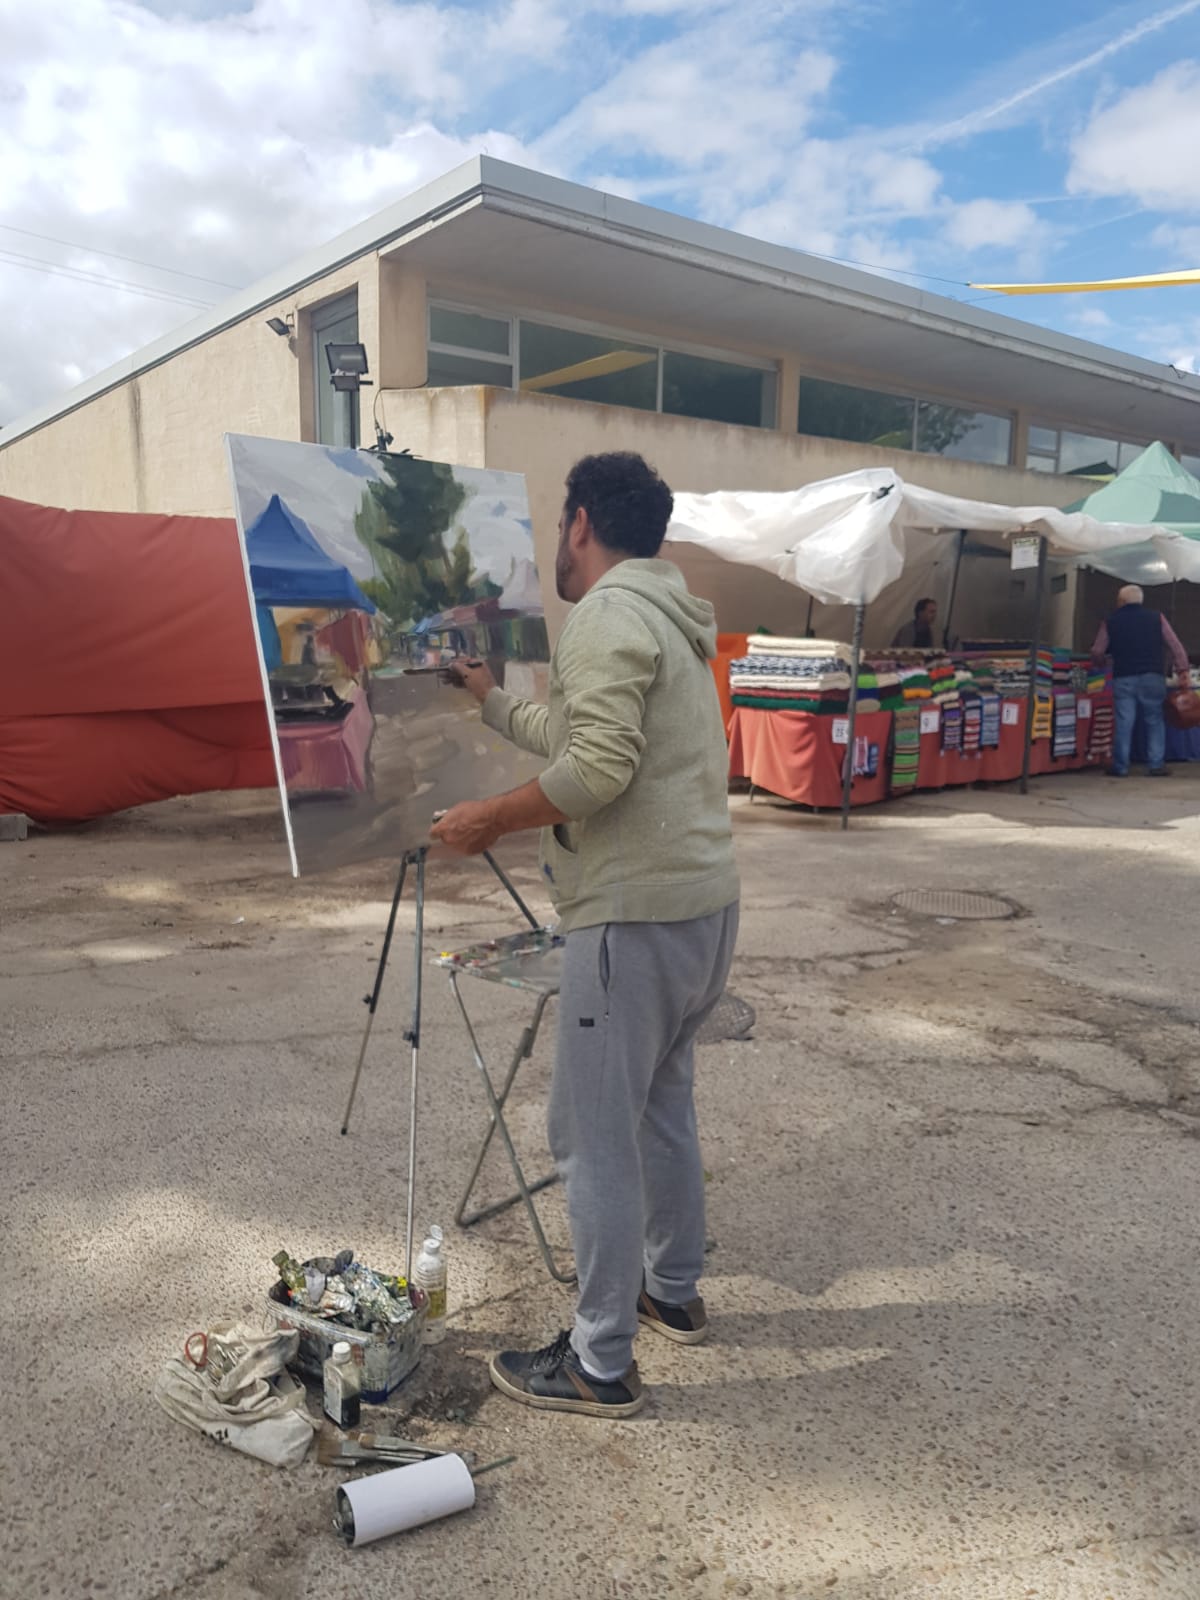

{"left": 4, "top": 155, "right": 1200, "bottom": 452}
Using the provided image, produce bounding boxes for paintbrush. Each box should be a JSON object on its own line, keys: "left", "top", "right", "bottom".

{"left": 317, "top": 1437, "right": 433, "bottom": 1468}
{"left": 317, "top": 1433, "right": 477, "bottom": 1469}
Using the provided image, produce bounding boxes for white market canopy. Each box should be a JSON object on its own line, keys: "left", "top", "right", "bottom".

{"left": 665, "top": 467, "right": 1200, "bottom": 607}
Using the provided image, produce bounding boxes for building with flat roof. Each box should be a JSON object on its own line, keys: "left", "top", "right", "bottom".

{"left": 4, "top": 157, "right": 1199, "bottom": 643}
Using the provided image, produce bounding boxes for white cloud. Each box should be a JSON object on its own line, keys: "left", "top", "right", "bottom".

{"left": 542, "top": 14, "right": 837, "bottom": 195}
{"left": 1072, "top": 305, "right": 1115, "bottom": 330}
{"left": 1067, "top": 62, "right": 1200, "bottom": 210}
{"left": 1150, "top": 222, "right": 1200, "bottom": 262}
{"left": 0, "top": 0, "right": 543, "bottom": 420}
{"left": 943, "top": 198, "right": 1040, "bottom": 252}
{"left": 7, "top": 0, "right": 1196, "bottom": 431}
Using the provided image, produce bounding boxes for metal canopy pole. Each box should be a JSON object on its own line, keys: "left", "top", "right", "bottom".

{"left": 840, "top": 601, "right": 867, "bottom": 831}
{"left": 1019, "top": 538, "right": 1048, "bottom": 796}
{"left": 804, "top": 594, "right": 815, "bottom": 638}
{"left": 943, "top": 529, "right": 967, "bottom": 649}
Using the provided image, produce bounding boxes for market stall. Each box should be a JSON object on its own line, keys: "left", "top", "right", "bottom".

{"left": 723, "top": 638, "right": 1111, "bottom": 810}
{"left": 668, "top": 461, "right": 1200, "bottom": 822}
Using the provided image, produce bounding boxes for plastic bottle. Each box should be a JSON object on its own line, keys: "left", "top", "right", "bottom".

{"left": 413, "top": 1226, "right": 447, "bottom": 1346}
{"left": 323, "top": 1339, "right": 361, "bottom": 1428}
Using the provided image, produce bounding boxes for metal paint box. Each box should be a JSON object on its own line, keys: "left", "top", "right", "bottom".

{"left": 267, "top": 1281, "right": 426, "bottom": 1403}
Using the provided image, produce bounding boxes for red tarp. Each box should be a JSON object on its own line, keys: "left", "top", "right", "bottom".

{"left": 1, "top": 493, "right": 275, "bottom": 823}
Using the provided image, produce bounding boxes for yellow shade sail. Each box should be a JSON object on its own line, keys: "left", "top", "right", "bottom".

{"left": 520, "top": 350, "right": 656, "bottom": 391}
{"left": 970, "top": 268, "right": 1200, "bottom": 295}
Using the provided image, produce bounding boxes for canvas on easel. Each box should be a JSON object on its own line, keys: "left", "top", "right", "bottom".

{"left": 225, "top": 433, "right": 549, "bottom": 876}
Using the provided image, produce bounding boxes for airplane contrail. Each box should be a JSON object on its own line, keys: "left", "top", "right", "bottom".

{"left": 913, "top": 0, "right": 1200, "bottom": 150}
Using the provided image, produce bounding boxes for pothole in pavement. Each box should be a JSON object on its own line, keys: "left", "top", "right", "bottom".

{"left": 890, "top": 889, "right": 1023, "bottom": 921}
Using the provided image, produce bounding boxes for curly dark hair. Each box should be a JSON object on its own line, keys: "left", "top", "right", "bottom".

{"left": 563, "top": 452, "right": 674, "bottom": 558}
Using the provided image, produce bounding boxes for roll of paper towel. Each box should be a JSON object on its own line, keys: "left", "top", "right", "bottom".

{"left": 335, "top": 1454, "right": 476, "bottom": 1546}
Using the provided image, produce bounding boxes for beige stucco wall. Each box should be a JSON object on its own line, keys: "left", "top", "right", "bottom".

{"left": 0, "top": 257, "right": 396, "bottom": 515}
{"left": 469, "top": 385, "right": 1087, "bottom": 645}
{"left": 1, "top": 304, "right": 1094, "bottom": 647}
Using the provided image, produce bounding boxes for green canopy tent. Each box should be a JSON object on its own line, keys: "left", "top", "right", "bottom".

{"left": 1064, "top": 442, "right": 1200, "bottom": 586}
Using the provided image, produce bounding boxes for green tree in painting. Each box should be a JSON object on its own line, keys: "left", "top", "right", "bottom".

{"left": 354, "top": 455, "right": 500, "bottom": 625}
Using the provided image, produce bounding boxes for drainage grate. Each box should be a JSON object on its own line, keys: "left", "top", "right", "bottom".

{"left": 697, "top": 991, "right": 756, "bottom": 1044}
{"left": 892, "top": 889, "right": 1017, "bottom": 921}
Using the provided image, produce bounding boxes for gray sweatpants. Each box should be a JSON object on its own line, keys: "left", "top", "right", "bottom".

{"left": 547, "top": 902, "right": 739, "bottom": 1377}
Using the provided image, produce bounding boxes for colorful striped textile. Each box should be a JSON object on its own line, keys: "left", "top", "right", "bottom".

{"left": 890, "top": 708, "right": 921, "bottom": 792}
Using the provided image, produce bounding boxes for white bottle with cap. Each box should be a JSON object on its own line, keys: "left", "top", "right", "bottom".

{"left": 323, "top": 1339, "right": 361, "bottom": 1428}
{"left": 413, "top": 1225, "right": 447, "bottom": 1345}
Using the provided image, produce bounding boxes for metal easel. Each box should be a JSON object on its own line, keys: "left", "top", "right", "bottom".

{"left": 338, "top": 846, "right": 541, "bottom": 1280}
{"left": 438, "top": 933, "right": 575, "bottom": 1284}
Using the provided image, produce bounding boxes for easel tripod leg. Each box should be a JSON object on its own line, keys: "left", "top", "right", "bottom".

{"left": 403, "top": 849, "right": 426, "bottom": 1283}
{"left": 341, "top": 852, "right": 410, "bottom": 1135}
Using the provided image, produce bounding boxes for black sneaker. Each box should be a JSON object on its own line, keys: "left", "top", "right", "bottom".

{"left": 489, "top": 1329, "right": 644, "bottom": 1418}
{"left": 637, "top": 1282, "right": 708, "bottom": 1345}
{"left": 1106, "top": 766, "right": 1129, "bottom": 777}
{"left": 1148, "top": 767, "right": 1171, "bottom": 777}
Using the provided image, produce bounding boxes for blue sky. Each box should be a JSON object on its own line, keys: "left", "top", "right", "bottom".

{"left": 2, "top": 0, "right": 1200, "bottom": 420}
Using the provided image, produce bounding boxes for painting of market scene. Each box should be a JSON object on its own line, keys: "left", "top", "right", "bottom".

{"left": 226, "top": 433, "right": 549, "bottom": 874}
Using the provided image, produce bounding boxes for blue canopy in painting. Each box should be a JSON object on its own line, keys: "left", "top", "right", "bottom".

{"left": 245, "top": 494, "right": 376, "bottom": 612}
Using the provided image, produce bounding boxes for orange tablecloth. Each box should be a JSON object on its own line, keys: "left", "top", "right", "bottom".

{"left": 728, "top": 695, "right": 1110, "bottom": 811}
{"left": 728, "top": 708, "right": 892, "bottom": 808}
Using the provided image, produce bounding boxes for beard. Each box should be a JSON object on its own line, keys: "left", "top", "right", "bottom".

{"left": 555, "top": 540, "right": 574, "bottom": 602}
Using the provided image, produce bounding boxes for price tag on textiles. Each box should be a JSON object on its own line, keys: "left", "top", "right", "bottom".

{"left": 1011, "top": 535, "right": 1041, "bottom": 570}
{"left": 1001, "top": 702, "right": 1021, "bottom": 726}
{"left": 831, "top": 718, "right": 850, "bottom": 745}
{"left": 1078, "top": 697, "right": 1092, "bottom": 720}
{"left": 919, "top": 710, "right": 940, "bottom": 735}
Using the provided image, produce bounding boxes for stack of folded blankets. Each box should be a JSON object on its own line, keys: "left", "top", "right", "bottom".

{"left": 960, "top": 655, "right": 998, "bottom": 694}
{"left": 991, "top": 656, "right": 1032, "bottom": 700}
{"left": 899, "top": 664, "right": 933, "bottom": 702}
{"left": 1036, "top": 648, "right": 1073, "bottom": 695}
{"left": 1086, "top": 662, "right": 1111, "bottom": 696}
{"left": 1031, "top": 694, "right": 1053, "bottom": 741}
{"left": 855, "top": 662, "right": 907, "bottom": 713}
{"left": 729, "top": 637, "right": 854, "bottom": 714}
{"left": 961, "top": 695, "right": 983, "bottom": 755}
{"left": 929, "top": 658, "right": 960, "bottom": 707}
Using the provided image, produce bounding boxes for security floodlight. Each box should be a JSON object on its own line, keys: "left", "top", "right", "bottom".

{"left": 325, "top": 341, "right": 368, "bottom": 376}
{"left": 265, "top": 315, "right": 293, "bottom": 337}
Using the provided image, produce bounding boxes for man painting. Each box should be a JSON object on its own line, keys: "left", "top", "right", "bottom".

{"left": 431, "top": 451, "right": 739, "bottom": 1419}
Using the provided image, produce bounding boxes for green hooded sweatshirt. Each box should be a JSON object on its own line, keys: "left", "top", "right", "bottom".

{"left": 482, "top": 558, "right": 739, "bottom": 932}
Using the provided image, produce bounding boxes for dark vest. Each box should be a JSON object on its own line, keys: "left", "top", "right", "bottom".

{"left": 1106, "top": 605, "right": 1164, "bottom": 678}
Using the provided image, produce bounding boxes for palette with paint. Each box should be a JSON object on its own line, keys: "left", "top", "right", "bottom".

{"left": 434, "top": 927, "right": 564, "bottom": 992}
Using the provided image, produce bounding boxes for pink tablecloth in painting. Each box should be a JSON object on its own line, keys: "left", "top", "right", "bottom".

{"left": 277, "top": 690, "right": 373, "bottom": 793}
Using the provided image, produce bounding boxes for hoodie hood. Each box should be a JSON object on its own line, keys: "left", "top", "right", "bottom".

{"left": 591, "top": 558, "right": 718, "bottom": 661}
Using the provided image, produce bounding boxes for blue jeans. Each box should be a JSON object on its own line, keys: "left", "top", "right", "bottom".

{"left": 1112, "top": 673, "right": 1166, "bottom": 773}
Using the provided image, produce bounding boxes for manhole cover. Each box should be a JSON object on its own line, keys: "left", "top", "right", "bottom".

{"left": 697, "top": 991, "right": 756, "bottom": 1043}
{"left": 892, "top": 889, "right": 1016, "bottom": 921}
